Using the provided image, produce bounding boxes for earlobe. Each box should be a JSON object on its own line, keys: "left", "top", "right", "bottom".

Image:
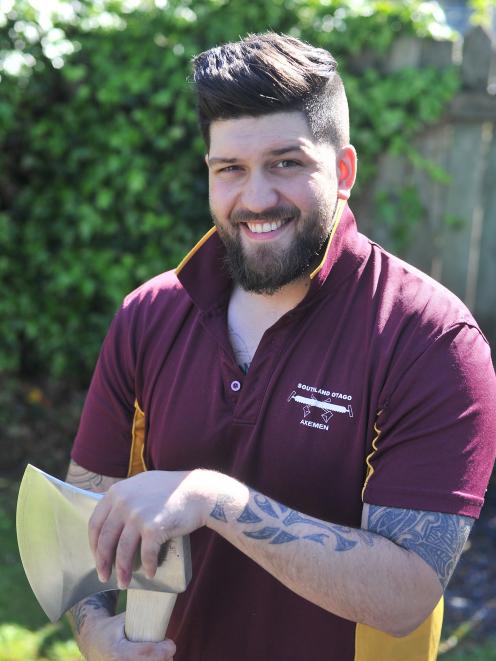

{"left": 337, "top": 145, "right": 357, "bottom": 200}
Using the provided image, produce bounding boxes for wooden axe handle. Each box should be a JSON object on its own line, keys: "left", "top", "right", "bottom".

{"left": 125, "top": 589, "right": 177, "bottom": 642}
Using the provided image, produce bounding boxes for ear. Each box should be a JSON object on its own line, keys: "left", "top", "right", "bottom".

{"left": 204, "top": 153, "right": 209, "bottom": 167}
{"left": 336, "top": 145, "right": 357, "bottom": 200}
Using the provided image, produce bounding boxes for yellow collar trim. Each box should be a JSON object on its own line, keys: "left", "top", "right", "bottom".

{"left": 309, "top": 198, "right": 346, "bottom": 280}
{"left": 175, "top": 225, "right": 217, "bottom": 275}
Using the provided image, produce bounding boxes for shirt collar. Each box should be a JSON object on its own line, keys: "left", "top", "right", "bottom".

{"left": 176, "top": 200, "right": 369, "bottom": 311}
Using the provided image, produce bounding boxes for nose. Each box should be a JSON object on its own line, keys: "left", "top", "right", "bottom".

{"left": 240, "top": 168, "right": 279, "bottom": 213}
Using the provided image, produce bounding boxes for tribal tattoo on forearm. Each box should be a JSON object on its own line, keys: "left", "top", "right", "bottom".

{"left": 66, "top": 460, "right": 123, "bottom": 495}
{"left": 210, "top": 492, "right": 375, "bottom": 552}
{"left": 66, "top": 462, "right": 107, "bottom": 492}
{"left": 367, "top": 505, "right": 474, "bottom": 589}
{"left": 210, "top": 493, "right": 474, "bottom": 590}
{"left": 69, "top": 591, "right": 118, "bottom": 635}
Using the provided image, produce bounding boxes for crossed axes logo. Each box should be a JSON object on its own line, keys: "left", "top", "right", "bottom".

{"left": 287, "top": 390, "right": 353, "bottom": 424}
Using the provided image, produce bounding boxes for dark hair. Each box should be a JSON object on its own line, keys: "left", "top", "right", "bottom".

{"left": 192, "top": 32, "right": 349, "bottom": 149}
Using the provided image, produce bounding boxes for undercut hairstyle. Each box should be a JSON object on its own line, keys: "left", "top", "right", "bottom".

{"left": 192, "top": 32, "right": 350, "bottom": 150}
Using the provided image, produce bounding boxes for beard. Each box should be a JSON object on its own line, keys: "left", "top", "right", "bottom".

{"left": 211, "top": 198, "right": 338, "bottom": 295}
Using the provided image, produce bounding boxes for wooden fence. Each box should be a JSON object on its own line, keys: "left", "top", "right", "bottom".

{"left": 354, "top": 26, "right": 496, "bottom": 346}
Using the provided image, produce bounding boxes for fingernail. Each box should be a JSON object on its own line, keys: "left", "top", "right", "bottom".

{"left": 118, "top": 570, "right": 130, "bottom": 589}
{"left": 97, "top": 568, "right": 108, "bottom": 583}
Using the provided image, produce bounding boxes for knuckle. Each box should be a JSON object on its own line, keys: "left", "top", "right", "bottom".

{"left": 116, "top": 536, "right": 134, "bottom": 557}
{"left": 128, "top": 507, "right": 142, "bottom": 525}
{"left": 141, "top": 527, "right": 160, "bottom": 550}
{"left": 97, "top": 527, "right": 117, "bottom": 550}
{"left": 142, "top": 521, "right": 160, "bottom": 540}
{"left": 108, "top": 485, "right": 128, "bottom": 509}
{"left": 107, "top": 481, "right": 120, "bottom": 496}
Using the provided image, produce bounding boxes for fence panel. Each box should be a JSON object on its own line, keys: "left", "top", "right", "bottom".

{"left": 476, "top": 127, "right": 496, "bottom": 334}
{"left": 355, "top": 26, "right": 496, "bottom": 344}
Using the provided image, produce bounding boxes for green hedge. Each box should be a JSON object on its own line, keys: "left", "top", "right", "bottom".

{"left": 0, "top": 0, "right": 459, "bottom": 382}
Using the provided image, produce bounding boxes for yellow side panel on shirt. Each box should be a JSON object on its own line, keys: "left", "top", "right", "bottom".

{"left": 128, "top": 399, "right": 148, "bottom": 477}
{"left": 355, "top": 597, "right": 443, "bottom": 661}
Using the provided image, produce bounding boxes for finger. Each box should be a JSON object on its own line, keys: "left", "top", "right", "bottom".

{"left": 88, "top": 495, "right": 113, "bottom": 557}
{"left": 160, "top": 638, "right": 177, "bottom": 660}
{"left": 115, "top": 614, "right": 177, "bottom": 659}
{"left": 141, "top": 525, "right": 165, "bottom": 580}
{"left": 95, "top": 515, "right": 125, "bottom": 583}
{"left": 126, "top": 640, "right": 176, "bottom": 661}
{"left": 144, "top": 638, "right": 176, "bottom": 661}
{"left": 131, "top": 639, "right": 176, "bottom": 660}
{"left": 117, "top": 635, "right": 177, "bottom": 660}
{"left": 115, "top": 523, "right": 141, "bottom": 589}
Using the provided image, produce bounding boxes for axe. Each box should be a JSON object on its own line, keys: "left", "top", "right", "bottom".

{"left": 16, "top": 464, "right": 192, "bottom": 642}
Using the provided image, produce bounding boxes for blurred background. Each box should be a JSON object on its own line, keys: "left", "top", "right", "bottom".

{"left": 0, "top": 0, "right": 495, "bottom": 658}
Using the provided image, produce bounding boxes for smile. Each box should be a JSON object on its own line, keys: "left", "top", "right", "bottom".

{"left": 244, "top": 218, "right": 291, "bottom": 234}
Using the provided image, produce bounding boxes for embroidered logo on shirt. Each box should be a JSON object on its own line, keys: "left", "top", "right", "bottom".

{"left": 288, "top": 383, "right": 353, "bottom": 431}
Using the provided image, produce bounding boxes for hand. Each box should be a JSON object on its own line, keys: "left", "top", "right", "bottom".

{"left": 89, "top": 470, "right": 209, "bottom": 588}
{"left": 78, "top": 610, "right": 176, "bottom": 660}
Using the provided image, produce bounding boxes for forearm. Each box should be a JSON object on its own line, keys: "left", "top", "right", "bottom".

{"left": 68, "top": 591, "right": 118, "bottom": 647}
{"left": 65, "top": 461, "right": 122, "bottom": 647}
{"left": 204, "top": 474, "right": 442, "bottom": 636}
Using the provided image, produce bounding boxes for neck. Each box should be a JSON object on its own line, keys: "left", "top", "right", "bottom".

{"left": 231, "top": 275, "right": 311, "bottom": 320}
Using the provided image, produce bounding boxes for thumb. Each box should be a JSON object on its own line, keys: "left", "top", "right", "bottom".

{"left": 126, "top": 637, "right": 176, "bottom": 660}
{"left": 159, "top": 637, "right": 176, "bottom": 659}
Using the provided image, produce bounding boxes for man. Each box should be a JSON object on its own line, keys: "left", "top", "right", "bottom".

{"left": 67, "top": 33, "right": 496, "bottom": 660}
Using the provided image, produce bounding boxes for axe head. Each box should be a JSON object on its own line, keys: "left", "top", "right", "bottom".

{"left": 16, "top": 464, "right": 192, "bottom": 622}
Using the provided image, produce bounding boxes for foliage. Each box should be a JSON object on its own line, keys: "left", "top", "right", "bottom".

{"left": 0, "top": 624, "right": 82, "bottom": 661}
{"left": 468, "top": 0, "right": 495, "bottom": 28}
{"left": 0, "top": 624, "right": 54, "bottom": 661}
{"left": 0, "top": 0, "right": 460, "bottom": 382}
{"left": 441, "top": 638, "right": 496, "bottom": 660}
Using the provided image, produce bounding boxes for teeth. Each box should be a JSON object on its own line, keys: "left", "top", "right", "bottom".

{"left": 246, "top": 219, "right": 288, "bottom": 234}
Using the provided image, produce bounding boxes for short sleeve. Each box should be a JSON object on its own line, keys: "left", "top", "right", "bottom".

{"left": 363, "top": 324, "right": 496, "bottom": 518}
{"left": 70, "top": 304, "right": 137, "bottom": 477}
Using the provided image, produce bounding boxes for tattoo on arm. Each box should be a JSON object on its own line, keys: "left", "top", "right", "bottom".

{"left": 367, "top": 505, "right": 474, "bottom": 589}
{"left": 66, "top": 460, "right": 121, "bottom": 493}
{"left": 64, "top": 463, "right": 122, "bottom": 639}
{"left": 210, "top": 492, "right": 376, "bottom": 552}
{"left": 210, "top": 494, "right": 235, "bottom": 523}
{"left": 210, "top": 493, "right": 472, "bottom": 593}
{"left": 69, "top": 591, "right": 118, "bottom": 635}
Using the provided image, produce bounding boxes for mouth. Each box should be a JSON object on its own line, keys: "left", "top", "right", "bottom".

{"left": 241, "top": 217, "right": 293, "bottom": 239}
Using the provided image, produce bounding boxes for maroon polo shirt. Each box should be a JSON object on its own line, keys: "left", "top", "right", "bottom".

{"left": 72, "top": 203, "right": 496, "bottom": 660}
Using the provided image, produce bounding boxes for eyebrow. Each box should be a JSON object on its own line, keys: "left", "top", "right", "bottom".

{"left": 208, "top": 145, "right": 304, "bottom": 167}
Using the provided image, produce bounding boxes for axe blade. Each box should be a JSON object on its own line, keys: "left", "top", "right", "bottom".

{"left": 16, "top": 464, "right": 191, "bottom": 622}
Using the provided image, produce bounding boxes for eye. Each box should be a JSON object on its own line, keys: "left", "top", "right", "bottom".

{"left": 275, "top": 159, "right": 301, "bottom": 169}
{"left": 218, "top": 165, "right": 241, "bottom": 173}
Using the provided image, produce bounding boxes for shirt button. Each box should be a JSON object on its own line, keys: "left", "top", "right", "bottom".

{"left": 231, "top": 380, "right": 241, "bottom": 392}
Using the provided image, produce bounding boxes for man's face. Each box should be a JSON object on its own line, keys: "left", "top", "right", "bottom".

{"left": 207, "top": 112, "right": 340, "bottom": 294}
